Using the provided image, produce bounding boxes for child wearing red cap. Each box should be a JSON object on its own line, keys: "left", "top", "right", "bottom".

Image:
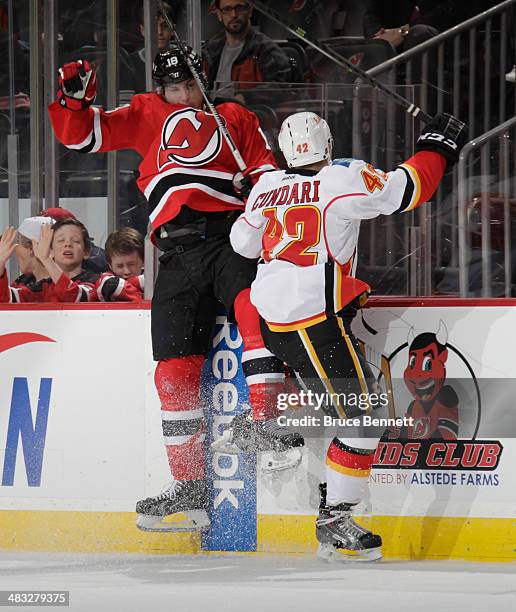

{"left": 39, "top": 207, "right": 76, "bottom": 222}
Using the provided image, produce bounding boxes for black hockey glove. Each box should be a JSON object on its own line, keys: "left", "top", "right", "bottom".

{"left": 415, "top": 113, "right": 469, "bottom": 166}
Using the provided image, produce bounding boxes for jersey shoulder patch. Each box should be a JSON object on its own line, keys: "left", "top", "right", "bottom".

{"left": 332, "top": 158, "right": 363, "bottom": 168}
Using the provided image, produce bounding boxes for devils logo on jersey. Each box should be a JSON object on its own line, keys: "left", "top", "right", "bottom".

{"left": 158, "top": 108, "right": 223, "bottom": 169}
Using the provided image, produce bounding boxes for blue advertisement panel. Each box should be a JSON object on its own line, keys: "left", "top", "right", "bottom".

{"left": 201, "top": 315, "right": 257, "bottom": 552}
{"left": 2, "top": 377, "right": 53, "bottom": 487}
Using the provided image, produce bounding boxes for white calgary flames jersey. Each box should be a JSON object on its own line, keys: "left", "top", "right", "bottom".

{"left": 230, "top": 152, "right": 445, "bottom": 331}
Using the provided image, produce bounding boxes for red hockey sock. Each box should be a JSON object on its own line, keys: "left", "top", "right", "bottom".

{"left": 154, "top": 356, "right": 205, "bottom": 481}
{"left": 233, "top": 288, "right": 284, "bottom": 421}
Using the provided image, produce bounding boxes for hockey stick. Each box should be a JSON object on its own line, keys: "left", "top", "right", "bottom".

{"left": 156, "top": 0, "right": 247, "bottom": 171}
{"left": 251, "top": 0, "right": 432, "bottom": 123}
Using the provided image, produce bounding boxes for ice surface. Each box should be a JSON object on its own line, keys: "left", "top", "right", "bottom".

{"left": 0, "top": 552, "right": 514, "bottom": 612}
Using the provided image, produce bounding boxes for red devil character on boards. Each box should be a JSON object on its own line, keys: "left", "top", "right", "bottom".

{"left": 396, "top": 322, "right": 459, "bottom": 440}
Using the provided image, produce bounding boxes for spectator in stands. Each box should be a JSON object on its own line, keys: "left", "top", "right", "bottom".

{"left": 39, "top": 207, "right": 109, "bottom": 273}
{"left": 203, "top": 0, "right": 292, "bottom": 91}
{"left": 127, "top": 1, "right": 179, "bottom": 94}
{"left": 252, "top": 0, "right": 349, "bottom": 40}
{"left": 95, "top": 227, "right": 144, "bottom": 302}
{"left": 0, "top": 220, "right": 53, "bottom": 295}
{"left": 0, "top": 217, "right": 98, "bottom": 303}
{"left": 363, "top": 1, "right": 456, "bottom": 53}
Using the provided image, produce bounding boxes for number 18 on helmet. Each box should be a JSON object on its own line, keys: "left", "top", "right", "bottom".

{"left": 152, "top": 44, "right": 207, "bottom": 88}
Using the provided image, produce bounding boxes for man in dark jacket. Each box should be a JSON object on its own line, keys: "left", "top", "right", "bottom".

{"left": 363, "top": 0, "right": 459, "bottom": 52}
{"left": 203, "top": 0, "right": 292, "bottom": 90}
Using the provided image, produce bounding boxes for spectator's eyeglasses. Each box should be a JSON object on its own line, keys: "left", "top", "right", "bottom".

{"left": 219, "top": 3, "right": 250, "bottom": 15}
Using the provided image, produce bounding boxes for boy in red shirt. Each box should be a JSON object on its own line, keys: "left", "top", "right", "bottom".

{"left": 95, "top": 227, "right": 144, "bottom": 302}
{"left": 0, "top": 217, "right": 97, "bottom": 303}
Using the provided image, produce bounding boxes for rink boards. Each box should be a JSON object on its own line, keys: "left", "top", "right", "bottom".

{"left": 0, "top": 299, "right": 515, "bottom": 561}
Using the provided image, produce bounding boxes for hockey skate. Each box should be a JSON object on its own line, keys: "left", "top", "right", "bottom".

{"left": 135, "top": 479, "right": 210, "bottom": 532}
{"left": 211, "top": 411, "right": 304, "bottom": 473}
{"left": 316, "top": 484, "right": 382, "bottom": 562}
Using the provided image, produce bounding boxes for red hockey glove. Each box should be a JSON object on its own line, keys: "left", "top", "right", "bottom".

{"left": 233, "top": 164, "right": 276, "bottom": 199}
{"left": 57, "top": 60, "right": 97, "bottom": 111}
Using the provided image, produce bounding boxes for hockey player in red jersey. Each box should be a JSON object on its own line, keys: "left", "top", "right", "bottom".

{"left": 48, "top": 46, "right": 303, "bottom": 532}
{"left": 230, "top": 110, "right": 468, "bottom": 561}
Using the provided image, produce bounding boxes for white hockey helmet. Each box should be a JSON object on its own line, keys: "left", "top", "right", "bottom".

{"left": 278, "top": 111, "right": 333, "bottom": 168}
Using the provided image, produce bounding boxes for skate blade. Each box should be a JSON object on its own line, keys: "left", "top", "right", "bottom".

{"left": 260, "top": 448, "right": 302, "bottom": 474}
{"left": 211, "top": 430, "right": 241, "bottom": 455}
{"left": 317, "top": 543, "right": 382, "bottom": 563}
{"left": 136, "top": 510, "right": 210, "bottom": 533}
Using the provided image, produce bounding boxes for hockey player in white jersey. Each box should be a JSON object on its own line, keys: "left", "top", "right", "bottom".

{"left": 230, "top": 110, "right": 468, "bottom": 561}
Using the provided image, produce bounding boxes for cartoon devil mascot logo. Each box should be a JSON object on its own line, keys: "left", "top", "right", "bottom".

{"left": 401, "top": 321, "right": 459, "bottom": 440}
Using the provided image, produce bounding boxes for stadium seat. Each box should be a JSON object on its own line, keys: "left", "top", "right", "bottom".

{"left": 307, "top": 37, "right": 395, "bottom": 85}
{"left": 275, "top": 40, "right": 309, "bottom": 83}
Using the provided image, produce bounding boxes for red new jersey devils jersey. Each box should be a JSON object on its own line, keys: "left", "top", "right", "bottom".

{"left": 0, "top": 271, "right": 96, "bottom": 303}
{"left": 48, "top": 94, "right": 276, "bottom": 233}
{"left": 94, "top": 272, "right": 144, "bottom": 302}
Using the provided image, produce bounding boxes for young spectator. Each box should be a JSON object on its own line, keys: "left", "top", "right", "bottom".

{"left": 203, "top": 0, "right": 292, "bottom": 90}
{"left": 95, "top": 227, "right": 145, "bottom": 302}
{"left": 1, "top": 218, "right": 52, "bottom": 285}
{"left": 0, "top": 217, "right": 98, "bottom": 303}
{"left": 126, "top": 1, "right": 179, "bottom": 94}
{"left": 39, "top": 207, "right": 109, "bottom": 273}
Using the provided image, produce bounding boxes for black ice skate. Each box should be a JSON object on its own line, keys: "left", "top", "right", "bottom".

{"left": 211, "top": 411, "right": 304, "bottom": 473}
{"left": 316, "top": 483, "right": 382, "bottom": 562}
{"left": 135, "top": 479, "right": 210, "bottom": 532}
